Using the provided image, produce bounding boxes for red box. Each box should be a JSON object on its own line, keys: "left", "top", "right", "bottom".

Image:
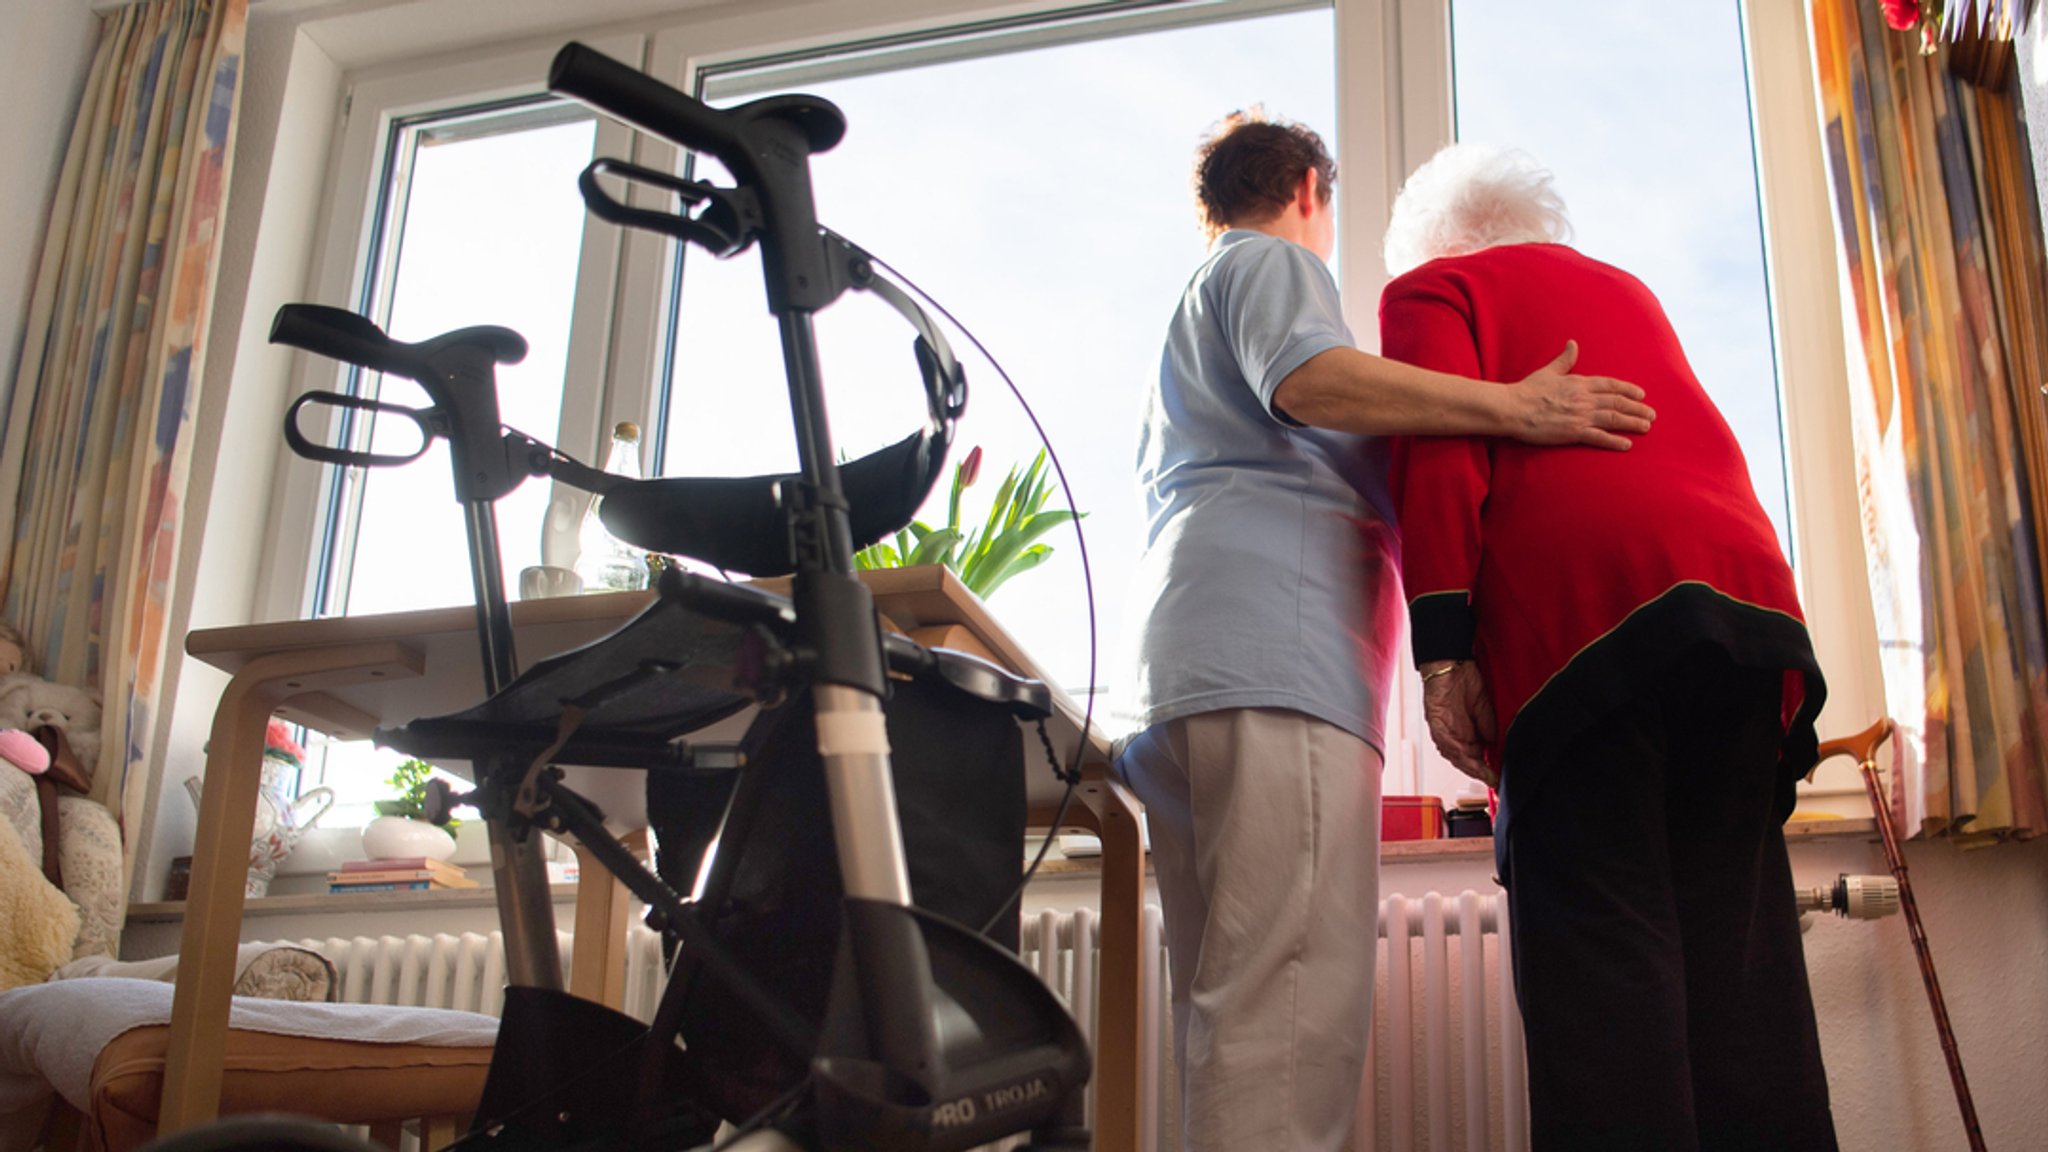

{"left": 1382, "top": 795, "right": 1446, "bottom": 842}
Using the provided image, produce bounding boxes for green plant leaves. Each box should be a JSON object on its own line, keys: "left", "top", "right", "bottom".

{"left": 382, "top": 758, "right": 459, "bottom": 831}
{"left": 850, "top": 447, "right": 1083, "bottom": 601}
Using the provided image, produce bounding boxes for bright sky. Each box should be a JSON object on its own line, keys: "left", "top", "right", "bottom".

{"left": 1451, "top": 0, "right": 1789, "bottom": 550}
{"left": 323, "top": 1, "right": 1784, "bottom": 803}
{"left": 669, "top": 10, "right": 1340, "bottom": 719}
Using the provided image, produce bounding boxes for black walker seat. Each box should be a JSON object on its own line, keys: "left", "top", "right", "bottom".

{"left": 373, "top": 573, "right": 779, "bottom": 771}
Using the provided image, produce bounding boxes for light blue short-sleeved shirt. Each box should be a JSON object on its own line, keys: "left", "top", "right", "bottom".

{"left": 1119, "top": 230, "right": 1403, "bottom": 750}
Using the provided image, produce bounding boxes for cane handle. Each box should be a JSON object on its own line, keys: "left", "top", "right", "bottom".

{"left": 1810, "top": 716, "right": 1894, "bottom": 778}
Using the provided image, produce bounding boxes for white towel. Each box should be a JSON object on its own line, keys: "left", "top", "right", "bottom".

{"left": 0, "top": 976, "right": 497, "bottom": 1113}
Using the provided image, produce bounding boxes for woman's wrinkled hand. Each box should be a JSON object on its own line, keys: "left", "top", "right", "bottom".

{"left": 1510, "top": 340, "right": 1656, "bottom": 451}
{"left": 1421, "top": 660, "right": 1499, "bottom": 788}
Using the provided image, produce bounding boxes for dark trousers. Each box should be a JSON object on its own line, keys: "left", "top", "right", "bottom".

{"left": 1501, "top": 647, "right": 1838, "bottom": 1152}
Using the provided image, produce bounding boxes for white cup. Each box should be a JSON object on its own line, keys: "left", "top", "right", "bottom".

{"left": 519, "top": 564, "right": 583, "bottom": 600}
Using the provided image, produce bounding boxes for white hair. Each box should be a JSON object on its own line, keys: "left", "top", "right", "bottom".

{"left": 1382, "top": 142, "right": 1573, "bottom": 278}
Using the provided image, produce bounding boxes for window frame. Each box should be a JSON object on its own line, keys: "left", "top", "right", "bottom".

{"left": 257, "top": 33, "right": 646, "bottom": 626}
{"left": 1740, "top": 0, "right": 1884, "bottom": 798}
{"left": 256, "top": 0, "right": 1880, "bottom": 801}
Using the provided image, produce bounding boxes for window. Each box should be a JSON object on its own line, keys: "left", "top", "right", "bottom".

{"left": 323, "top": 103, "right": 596, "bottom": 617}
{"left": 262, "top": 0, "right": 1870, "bottom": 814}
{"left": 295, "top": 104, "right": 601, "bottom": 812}
{"left": 1388, "top": 1, "right": 1817, "bottom": 801}
{"left": 274, "top": 40, "right": 643, "bottom": 815}
{"left": 666, "top": 6, "right": 1336, "bottom": 703}
{"left": 1451, "top": 0, "right": 1792, "bottom": 551}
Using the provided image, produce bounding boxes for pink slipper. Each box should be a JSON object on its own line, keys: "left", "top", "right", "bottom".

{"left": 0, "top": 728, "right": 50, "bottom": 775}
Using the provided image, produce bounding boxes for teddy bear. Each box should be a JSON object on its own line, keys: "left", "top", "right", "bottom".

{"left": 0, "top": 730, "right": 76, "bottom": 989}
{"left": 0, "top": 623, "right": 124, "bottom": 987}
{"left": 0, "top": 625, "right": 342, "bottom": 1006}
{"left": 0, "top": 622, "right": 107, "bottom": 785}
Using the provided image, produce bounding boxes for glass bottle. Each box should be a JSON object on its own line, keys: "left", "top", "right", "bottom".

{"left": 575, "top": 421, "right": 651, "bottom": 592}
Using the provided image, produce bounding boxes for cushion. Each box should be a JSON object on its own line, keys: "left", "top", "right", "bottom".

{"left": 87, "top": 1025, "right": 494, "bottom": 1152}
{"left": 230, "top": 945, "right": 338, "bottom": 1002}
{"left": 0, "top": 978, "right": 497, "bottom": 1135}
{"left": 55, "top": 944, "right": 339, "bottom": 1004}
{"left": 55, "top": 796, "right": 122, "bottom": 960}
{"left": 0, "top": 817, "right": 77, "bottom": 991}
{"left": 0, "top": 769, "right": 36, "bottom": 863}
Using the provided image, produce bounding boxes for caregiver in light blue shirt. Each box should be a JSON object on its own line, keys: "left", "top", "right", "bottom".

{"left": 1126, "top": 227, "right": 1402, "bottom": 749}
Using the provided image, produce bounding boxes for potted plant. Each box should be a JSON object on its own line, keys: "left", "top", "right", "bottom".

{"left": 853, "top": 446, "right": 1081, "bottom": 600}
{"left": 360, "top": 758, "right": 460, "bottom": 861}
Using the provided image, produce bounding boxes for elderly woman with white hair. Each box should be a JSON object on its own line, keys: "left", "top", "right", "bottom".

{"left": 1379, "top": 143, "right": 1838, "bottom": 1152}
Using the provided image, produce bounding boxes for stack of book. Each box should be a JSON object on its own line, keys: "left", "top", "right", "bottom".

{"left": 328, "top": 856, "right": 478, "bottom": 894}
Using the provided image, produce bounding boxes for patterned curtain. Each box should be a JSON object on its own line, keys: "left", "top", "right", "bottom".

{"left": 0, "top": 0, "right": 248, "bottom": 890}
{"left": 1809, "top": 0, "right": 2048, "bottom": 844}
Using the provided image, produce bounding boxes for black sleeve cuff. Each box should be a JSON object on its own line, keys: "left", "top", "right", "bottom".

{"left": 1409, "top": 591, "right": 1476, "bottom": 664}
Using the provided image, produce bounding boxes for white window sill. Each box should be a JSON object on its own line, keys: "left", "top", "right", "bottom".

{"left": 130, "top": 819, "right": 1882, "bottom": 927}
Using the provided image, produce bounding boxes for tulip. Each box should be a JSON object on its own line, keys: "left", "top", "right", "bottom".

{"left": 264, "top": 718, "right": 306, "bottom": 764}
{"left": 1880, "top": 0, "right": 1922, "bottom": 31}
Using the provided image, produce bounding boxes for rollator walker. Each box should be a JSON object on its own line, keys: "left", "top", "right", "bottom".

{"left": 191, "top": 40, "right": 1093, "bottom": 1152}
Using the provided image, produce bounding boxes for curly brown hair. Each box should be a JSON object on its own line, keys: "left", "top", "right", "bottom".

{"left": 1192, "top": 108, "right": 1336, "bottom": 241}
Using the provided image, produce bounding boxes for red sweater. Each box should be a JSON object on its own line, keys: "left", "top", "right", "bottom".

{"left": 1381, "top": 244, "right": 1822, "bottom": 777}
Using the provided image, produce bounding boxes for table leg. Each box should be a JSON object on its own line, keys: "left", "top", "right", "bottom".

{"left": 422, "top": 1113, "right": 465, "bottom": 1151}
{"left": 158, "top": 641, "right": 421, "bottom": 1133}
{"left": 1076, "top": 768, "right": 1145, "bottom": 1152}
{"left": 570, "top": 828, "right": 646, "bottom": 1010}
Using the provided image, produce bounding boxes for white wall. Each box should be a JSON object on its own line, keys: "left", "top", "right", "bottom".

{"left": 2020, "top": 20, "right": 2048, "bottom": 218}
{"left": 0, "top": 1, "right": 98, "bottom": 402}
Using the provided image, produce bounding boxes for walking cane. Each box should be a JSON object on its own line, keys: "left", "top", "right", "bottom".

{"left": 1812, "top": 718, "right": 1987, "bottom": 1152}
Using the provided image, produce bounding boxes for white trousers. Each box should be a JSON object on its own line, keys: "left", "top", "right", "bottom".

{"left": 1117, "top": 708, "right": 1382, "bottom": 1152}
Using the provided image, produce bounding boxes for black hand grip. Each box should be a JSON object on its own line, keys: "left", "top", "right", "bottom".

{"left": 283, "top": 391, "right": 435, "bottom": 469}
{"left": 550, "top": 41, "right": 848, "bottom": 314}
{"left": 549, "top": 43, "right": 742, "bottom": 166}
{"left": 576, "top": 158, "right": 756, "bottom": 257}
{"left": 271, "top": 304, "right": 409, "bottom": 378}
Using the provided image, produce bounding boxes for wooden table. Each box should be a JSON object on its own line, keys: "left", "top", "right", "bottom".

{"left": 162, "top": 566, "right": 1146, "bottom": 1152}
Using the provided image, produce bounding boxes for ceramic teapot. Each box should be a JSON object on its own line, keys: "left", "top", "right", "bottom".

{"left": 185, "top": 720, "right": 333, "bottom": 897}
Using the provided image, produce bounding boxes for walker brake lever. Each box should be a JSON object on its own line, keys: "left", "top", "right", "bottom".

{"left": 577, "top": 156, "right": 761, "bottom": 257}
{"left": 283, "top": 390, "right": 439, "bottom": 469}
{"left": 421, "top": 775, "right": 471, "bottom": 827}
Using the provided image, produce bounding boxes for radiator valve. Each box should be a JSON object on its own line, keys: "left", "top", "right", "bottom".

{"left": 1796, "top": 873, "right": 1901, "bottom": 920}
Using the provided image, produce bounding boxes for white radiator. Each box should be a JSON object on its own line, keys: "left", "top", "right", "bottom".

{"left": 1013, "top": 892, "right": 1524, "bottom": 1152}
{"left": 1016, "top": 903, "right": 1172, "bottom": 1151}
{"left": 281, "top": 930, "right": 662, "bottom": 1020}
{"left": 277, "top": 891, "right": 1512, "bottom": 1152}
{"left": 1361, "top": 890, "right": 1528, "bottom": 1152}
{"left": 288, "top": 931, "right": 515, "bottom": 1016}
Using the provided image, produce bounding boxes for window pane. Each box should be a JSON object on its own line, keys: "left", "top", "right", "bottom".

{"left": 1450, "top": 1, "right": 1792, "bottom": 551}
{"left": 667, "top": 9, "right": 1336, "bottom": 698}
{"left": 328, "top": 110, "right": 597, "bottom": 620}
{"left": 310, "top": 108, "right": 596, "bottom": 814}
